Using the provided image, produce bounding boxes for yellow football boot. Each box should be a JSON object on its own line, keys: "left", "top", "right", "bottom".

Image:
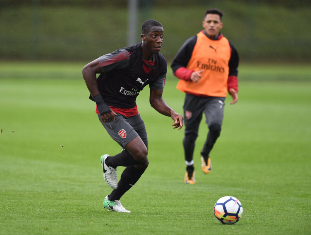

{"left": 201, "top": 156, "right": 212, "bottom": 174}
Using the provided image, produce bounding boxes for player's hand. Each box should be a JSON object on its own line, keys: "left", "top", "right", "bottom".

{"left": 101, "top": 110, "right": 117, "bottom": 123}
{"left": 229, "top": 88, "right": 238, "bottom": 105}
{"left": 171, "top": 112, "right": 183, "bottom": 130}
{"left": 190, "top": 70, "right": 203, "bottom": 83}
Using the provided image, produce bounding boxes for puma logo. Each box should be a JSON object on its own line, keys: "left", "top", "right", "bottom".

{"left": 209, "top": 45, "right": 217, "bottom": 52}
{"left": 136, "top": 77, "right": 148, "bottom": 86}
{"left": 219, "top": 100, "right": 224, "bottom": 108}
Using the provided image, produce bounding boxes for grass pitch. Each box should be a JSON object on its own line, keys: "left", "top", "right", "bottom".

{"left": 0, "top": 63, "right": 311, "bottom": 234}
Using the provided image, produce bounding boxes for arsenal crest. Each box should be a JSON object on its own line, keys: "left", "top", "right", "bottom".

{"left": 118, "top": 129, "right": 127, "bottom": 138}
{"left": 185, "top": 110, "right": 192, "bottom": 119}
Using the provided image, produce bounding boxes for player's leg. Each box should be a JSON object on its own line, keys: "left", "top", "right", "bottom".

{"left": 104, "top": 137, "right": 147, "bottom": 169}
{"left": 102, "top": 137, "right": 148, "bottom": 213}
{"left": 107, "top": 139, "right": 148, "bottom": 201}
{"left": 98, "top": 113, "right": 143, "bottom": 189}
{"left": 107, "top": 114, "right": 149, "bottom": 201}
{"left": 105, "top": 113, "right": 149, "bottom": 169}
{"left": 201, "top": 97, "right": 225, "bottom": 174}
{"left": 183, "top": 94, "right": 205, "bottom": 183}
{"left": 99, "top": 114, "right": 149, "bottom": 212}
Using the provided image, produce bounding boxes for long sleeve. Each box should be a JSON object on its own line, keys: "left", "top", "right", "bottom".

{"left": 227, "top": 41, "right": 239, "bottom": 92}
{"left": 171, "top": 35, "right": 197, "bottom": 81}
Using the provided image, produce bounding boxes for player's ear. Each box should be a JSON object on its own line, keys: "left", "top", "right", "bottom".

{"left": 141, "top": 34, "right": 146, "bottom": 42}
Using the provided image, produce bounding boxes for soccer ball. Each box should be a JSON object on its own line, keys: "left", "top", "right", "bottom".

{"left": 214, "top": 196, "right": 243, "bottom": 224}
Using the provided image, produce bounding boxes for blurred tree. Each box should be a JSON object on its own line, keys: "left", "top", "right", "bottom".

{"left": 0, "top": 0, "right": 310, "bottom": 62}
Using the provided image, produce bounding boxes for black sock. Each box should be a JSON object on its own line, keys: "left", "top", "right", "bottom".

{"left": 108, "top": 166, "right": 145, "bottom": 201}
{"left": 201, "top": 151, "right": 209, "bottom": 164}
{"left": 105, "top": 150, "right": 140, "bottom": 168}
{"left": 186, "top": 165, "right": 194, "bottom": 179}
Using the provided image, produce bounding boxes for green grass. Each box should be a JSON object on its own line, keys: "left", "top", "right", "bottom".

{"left": 0, "top": 63, "right": 311, "bottom": 234}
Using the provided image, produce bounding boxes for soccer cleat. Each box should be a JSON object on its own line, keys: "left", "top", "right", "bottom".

{"left": 103, "top": 196, "right": 130, "bottom": 213}
{"left": 185, "top": 171, "right": 196, "bottom": 184}
{"left": 201, "top": 156, "right": 212, "bottom": 174}
{"left": 100, "top": 154, "right": 118, "bottom": 189}
{"left": 184, "top": 165, "right": 196, "bottom": 184}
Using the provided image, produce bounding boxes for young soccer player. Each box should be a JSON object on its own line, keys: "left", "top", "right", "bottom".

{"left": 171, "top": 9, "right": 239, "bottom": 184}
{"left": 82, "top": 19, "right": 183, "bottom": 212}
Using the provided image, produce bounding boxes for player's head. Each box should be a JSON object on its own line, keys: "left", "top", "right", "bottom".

{"left": 141, "top": 19, "right": 163, "bottom": 35}
{"left": 204, "top": 8, "right": 223, "bottom": 21}
{"left": 202, "top": 8, "right": 223, "bottom": 38}
{"left": 141, "top": 19, "right": 164, "bottom": 54}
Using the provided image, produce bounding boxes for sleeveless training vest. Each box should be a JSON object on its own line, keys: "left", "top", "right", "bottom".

{"left": 176, "top": 31, "right": 231, "bottom": 97}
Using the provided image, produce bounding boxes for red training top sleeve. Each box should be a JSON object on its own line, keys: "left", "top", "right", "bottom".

{"left": 227, "top": 41, "right": 239, "bottom": 93}
{"left": 174, "top": 67, "right": 193, "bottom": 81}
{"left": 227, "top": 75, "right": 238, "bottom": 92}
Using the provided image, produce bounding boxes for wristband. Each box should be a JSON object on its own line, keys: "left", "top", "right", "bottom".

{"left": 92, "top": 94, "right": 111, "bottom": 115}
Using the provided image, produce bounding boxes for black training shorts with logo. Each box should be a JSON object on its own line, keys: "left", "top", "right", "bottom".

{"left": 183, "top": 94, "right": 226, "bottom": 135}
{"left": 98, "top": 113, "right": 148, "bottom": 148}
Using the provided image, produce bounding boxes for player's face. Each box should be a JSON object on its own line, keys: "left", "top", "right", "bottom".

{"left": 141, "top": 26, "right": 164, "bottom": 54}
{"left": 202, "top": 14, "right": 223, "bottom": 37}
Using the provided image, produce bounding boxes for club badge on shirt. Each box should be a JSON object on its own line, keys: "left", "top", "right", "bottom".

{"left": 185, "top": 111, "right": 192, "bottom": 119}
{"left": 118, "top": 129, "right": 127, "bottom": 138}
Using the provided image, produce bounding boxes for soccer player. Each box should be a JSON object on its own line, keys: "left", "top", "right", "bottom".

{"left": 171, "top": 9, "right": 239, "bottom": 184}
{"left": 82, "top": 19, "right": 183, "bottom": 212}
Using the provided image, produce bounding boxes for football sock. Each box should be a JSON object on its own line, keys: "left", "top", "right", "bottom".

{"left": 186, "top": 165, "right": 194, "bottom": 179}
{"left": 185, "top": 160, "right": 194, "bottom": 166}
{"left": 200, "top": 151, "right": 209, "bottom": 164}
{"left": 108, "top": 166, "right": 145, "bottom": 201}
{"left": 106, "top": 150, "right": 140, "bottom": 168}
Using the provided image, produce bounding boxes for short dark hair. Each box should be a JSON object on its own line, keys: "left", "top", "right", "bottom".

{"left": 141, "top": 19, "right": 163, "bottom": 35}
{"left": 204, "top": 8, "right": 224, "bottom": 20}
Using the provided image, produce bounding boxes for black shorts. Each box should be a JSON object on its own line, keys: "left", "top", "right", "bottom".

{"left": 183, "top": 94, "right": 226, "bottom": 134}
{"left": 98, "top": 113, "right": 148, "bottom": 148}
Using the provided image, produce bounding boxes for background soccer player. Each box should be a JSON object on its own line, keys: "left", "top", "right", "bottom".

{"left": 171, "top": 9, "right": 239, "bottom": 184}
{"left": 82, "top": 19, "right": 183, "bottom": 212}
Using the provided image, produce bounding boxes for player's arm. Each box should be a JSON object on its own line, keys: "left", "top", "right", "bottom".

{"left": 82, "top": 49, "right": 131, "bottom": 122}
{"left": 228, "top": 41, "right": 240, "bottom": 105}
{"left": 82, "top": 59, "right": 116, "bottom": 122}
{"left": 171, "top": 36, "right": 197, "bottom": 81}
{"left": 149, "top": 89, "right": 183, "bottom": 130}
{"left": 82, "top": 59, "right": 102, "bottom": 97}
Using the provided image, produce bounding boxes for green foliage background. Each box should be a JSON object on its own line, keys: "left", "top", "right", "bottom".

{"left": 1, "top": 0, "right": 311, "bottom": 62}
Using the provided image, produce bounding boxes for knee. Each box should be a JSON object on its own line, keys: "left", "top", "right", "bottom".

{"left": 135, "top": 156, "right": 149, "bottom": 171}
{"left": 132, "top": 147, "right": 148, "bottom": 163}
{"left": 184, "top": 132, "right": 198, "bottom": 144}
{"left": 209, "top": 123, "right": 221, "bottom": 137}
{"left": 141, "top": 157, "right": 149, "bottom": 169}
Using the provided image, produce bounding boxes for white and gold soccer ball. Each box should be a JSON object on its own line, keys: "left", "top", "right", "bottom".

{"left": 214, "top": 196, "right": 243, "bottom": 224}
